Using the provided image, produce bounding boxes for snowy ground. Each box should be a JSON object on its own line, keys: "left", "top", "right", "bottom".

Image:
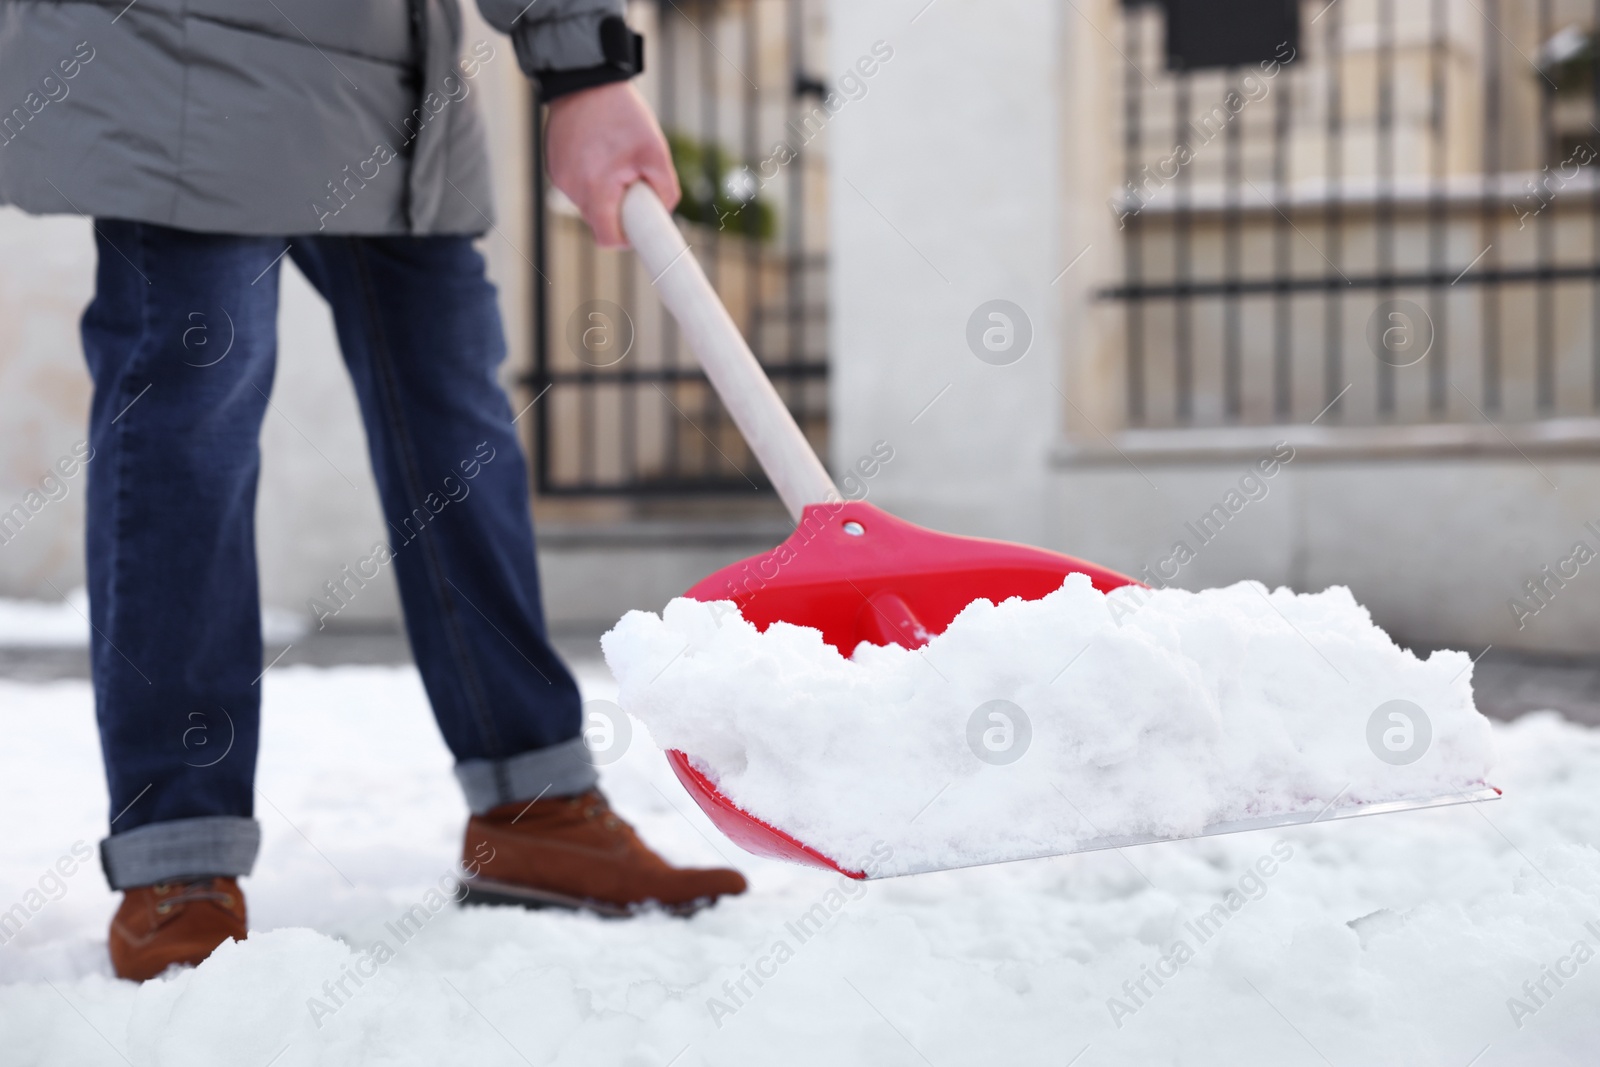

{"left": 0, "top": 589, "right": 306, "bottom": 648}
{"left": 1, "top": 662, "right": 1598, "bottom": 1066}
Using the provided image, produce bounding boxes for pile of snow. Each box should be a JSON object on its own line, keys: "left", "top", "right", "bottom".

{"left": 0, "top": 664, "right": 1596, "bottom": 1064}
{"left": 603, "top": 578, "right": 1497, "bottom": 875}
{"left": 0, "top": 591, "right": 307, "bottom": 646}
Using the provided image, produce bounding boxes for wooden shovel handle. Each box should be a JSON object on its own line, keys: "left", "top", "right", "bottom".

{"left": 621, "top": 182, "right": 839, "bottom": 522}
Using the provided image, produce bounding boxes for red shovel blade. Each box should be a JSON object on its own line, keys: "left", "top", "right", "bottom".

{"left": 664, "top": 500, "right": 1137, "bottom": 878}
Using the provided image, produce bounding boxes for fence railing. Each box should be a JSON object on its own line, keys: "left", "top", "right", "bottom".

{"left": 1106, "top": 0, "right": 1600, "bottom": 430}
{"left": 526, "top": 0, "right": 829, "bottom": 498}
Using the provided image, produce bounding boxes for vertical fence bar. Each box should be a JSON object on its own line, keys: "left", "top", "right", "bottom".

{"left": 743, "top": 0, "right": 763, "bottom": 421}
{"left": 1124, "top": 6, "right": 1146, "bottom": 426}
{"left": 1272, "top": 33, "right": 1292, "bottom": 419}
{"left": 1481, "top": 0, "right": 1502, "bottom": 413}
{"left": 620, "top": 156, "right": 639, "bottom": 483}
{"left": 1223, "top": 66, "right": 1243, "bottom": 421}
{"left": 789, "top": 0, "right": 812, "bottom": 447}
{"left": 578, "top": 201, "right": 596, "bottom": 483}
{"left": 1594, "top": 0, "right": 1600, "bottom": 411}
{"left": 1376, "top": 0, "right": 1397, "bottom": 416}
{"left": 659, "top": 4, "right": 681, "bottom": 478}
{"left": 1175, "top": 75, "right": 1193, "bottom": 423}
{"left": 531, "top": 82, "right": 551, "bottom": 494}
{"left": 698, "top": 0, "right": 722, "bottom": 476}
{"left": 787, "top": 0, "right": 806, "bottom": 434}
{"left": 1428, "top": 0, "right": 1448, "bottom": 415}
{"left": 1322, "top": 0, "right": 1345, "bottom": 419}
{"left": 620, "top": 263, "right": 637, "bottom": 485}
{"left": 1536, "top": 0, "right": 1555, "bottom": 412}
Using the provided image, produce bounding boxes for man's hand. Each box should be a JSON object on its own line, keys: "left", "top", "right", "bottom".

{"left": 546, "top": 81, "right": 680, "bottom": 248}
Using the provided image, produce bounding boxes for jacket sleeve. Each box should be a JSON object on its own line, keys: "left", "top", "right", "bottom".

{"left": 475, "top": 0, "right": 629, "bottom": 83}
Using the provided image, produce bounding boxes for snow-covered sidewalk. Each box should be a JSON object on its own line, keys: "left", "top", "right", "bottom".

{"left": 1, "top": 663, "right": 1597, "bottom": 1066}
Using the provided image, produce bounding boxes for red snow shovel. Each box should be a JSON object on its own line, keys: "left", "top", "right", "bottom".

{"left": 620, "top": 184, "right": 1498, "bottom": 879}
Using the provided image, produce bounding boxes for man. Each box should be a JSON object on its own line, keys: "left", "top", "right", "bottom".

{"left": 0, "top": 0, "right": 745, "bottom": 982}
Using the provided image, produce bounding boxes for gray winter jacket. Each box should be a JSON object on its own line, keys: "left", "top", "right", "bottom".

{"left": 0, "top": 0, "right": 626, "bottom": 235}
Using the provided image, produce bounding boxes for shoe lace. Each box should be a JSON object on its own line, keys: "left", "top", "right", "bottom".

{"left": 152, "top": 880, "right": 235, "bottom": 913}
{"left": 570, "top": 794, "right": 624, "bottom": 831}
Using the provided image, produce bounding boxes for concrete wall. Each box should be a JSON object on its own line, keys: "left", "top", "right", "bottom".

{"left": 0, "top": 212, "right": 95, "bottom": 591}
{"left": 828, "top": 0, "right": 1086, "bottom": 547}
{"left": 0, "top": 203, "right": 420, "bottom": 627}
{"left": 537, "top": 519, "right": 793, "bottom": 633}
{"left": 0, "top": 199, "right": 420, "bottom": 627}
{"left": 1051, "top": 442, "right": 1600, "bottom": 655}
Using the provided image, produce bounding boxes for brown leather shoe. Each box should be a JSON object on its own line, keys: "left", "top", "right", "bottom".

{"left": 109, "top": 878, "right": 247, "bottom": 981}
{"left": 461, "top": 790, "right": 747, "bottom": 917}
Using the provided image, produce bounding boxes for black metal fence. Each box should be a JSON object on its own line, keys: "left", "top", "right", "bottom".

{"left": 526, "top": 0, "right": 829, "bottom": 498}
{"left": 1108, "top": 0, "right": 1600, "bottom": 429}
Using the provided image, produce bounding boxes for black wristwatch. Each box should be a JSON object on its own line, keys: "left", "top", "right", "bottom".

{"left": 538, "top": 16, "right": 644, "bottom": 101}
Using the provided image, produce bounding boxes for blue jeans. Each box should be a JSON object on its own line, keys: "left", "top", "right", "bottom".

{"left": 83, "top": 221, "right": 595, "bottom": 890}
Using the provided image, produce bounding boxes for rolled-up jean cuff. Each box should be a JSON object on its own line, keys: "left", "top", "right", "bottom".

{"left": 100, "top": 816, "right": 261, "bottom": 890}
{"left": 455, "top": 737, "right": 599, "bottom": 815}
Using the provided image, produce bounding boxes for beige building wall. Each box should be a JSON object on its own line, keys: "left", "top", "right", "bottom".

{"left": 0, "top": 211, "right": 95, "bottom": 594}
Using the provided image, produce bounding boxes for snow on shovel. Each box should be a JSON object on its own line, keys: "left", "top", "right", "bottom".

{"left": 617, "top": 183, "right": 1500, "bottom": 880}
